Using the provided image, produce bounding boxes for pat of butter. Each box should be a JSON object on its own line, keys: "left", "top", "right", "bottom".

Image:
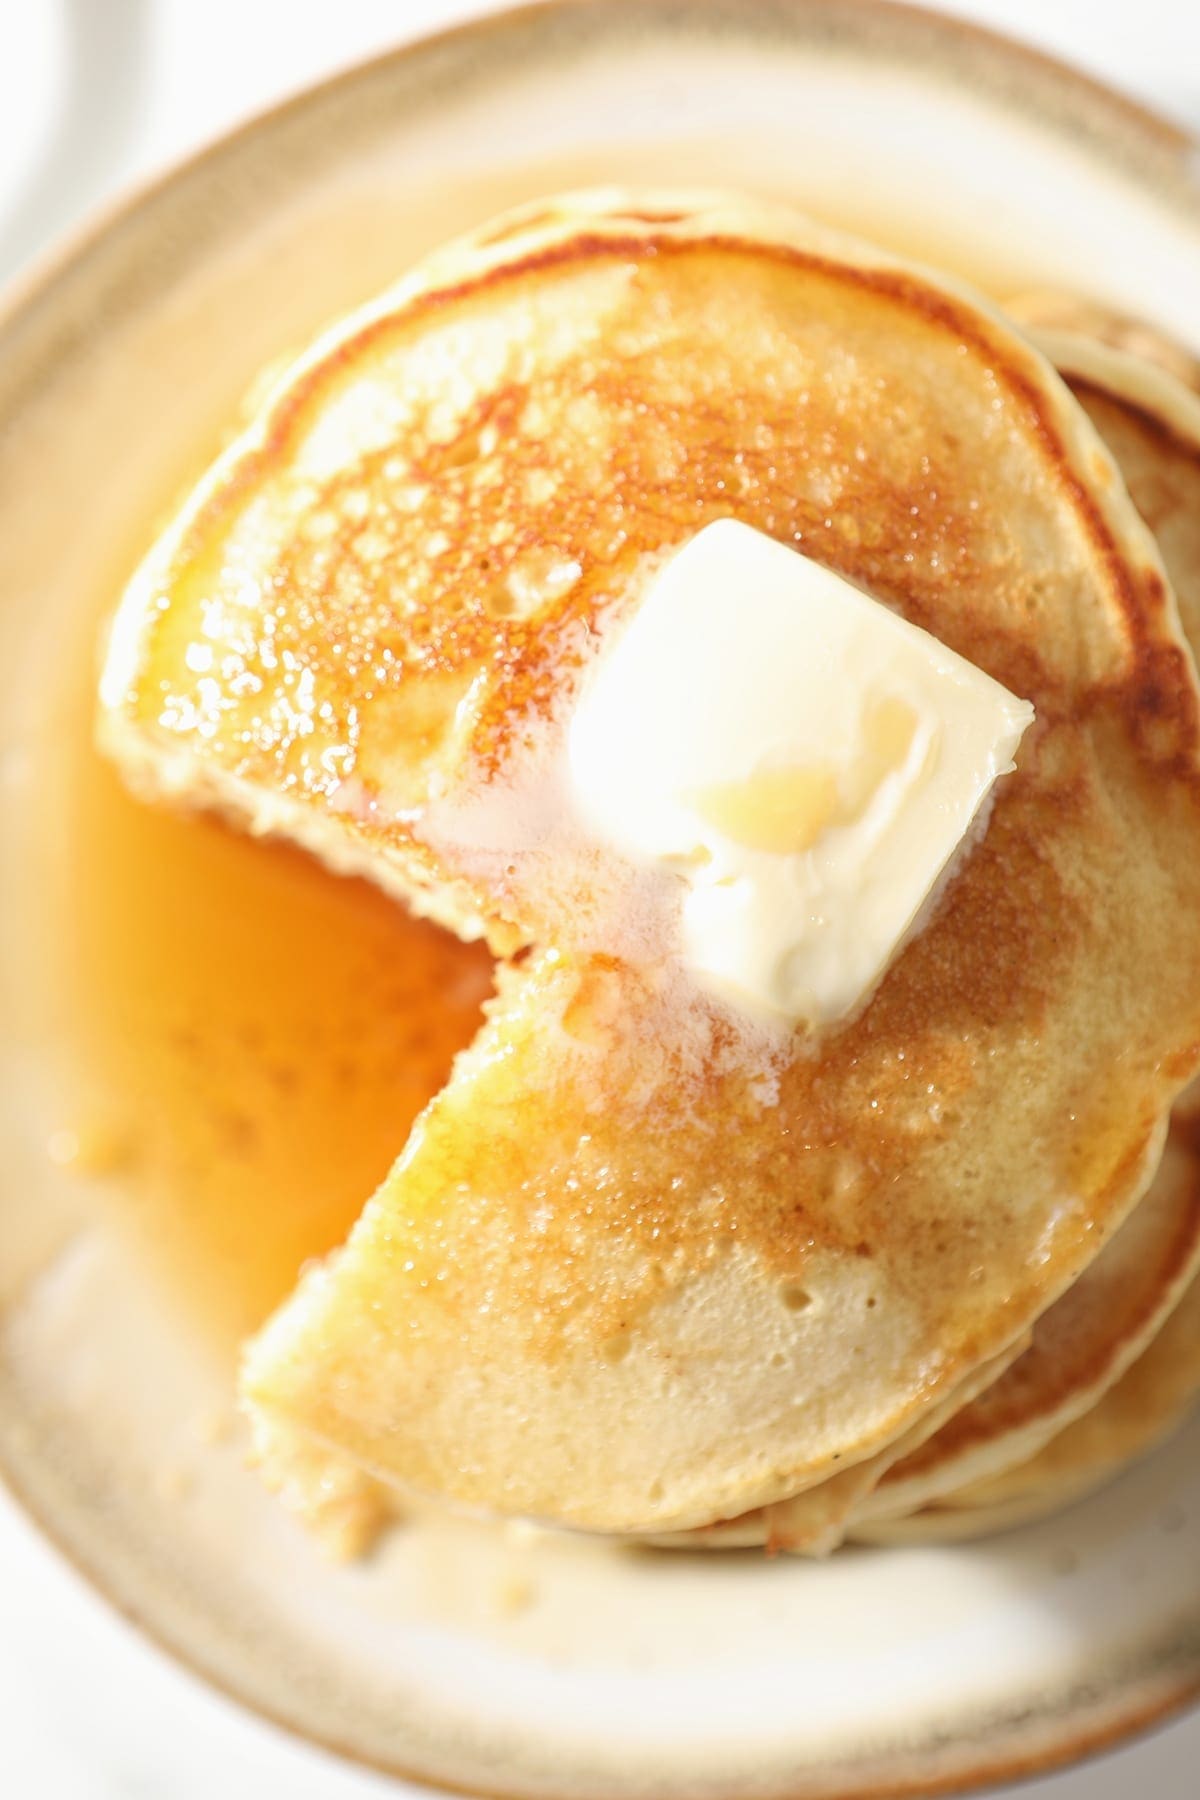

{"left": 567, "top": 519, "right": 1033, "bottom": 1027}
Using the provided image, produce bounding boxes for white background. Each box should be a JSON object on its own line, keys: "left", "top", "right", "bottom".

{"left": 1, "top": 3, "right": 1198, "bottom": 1796}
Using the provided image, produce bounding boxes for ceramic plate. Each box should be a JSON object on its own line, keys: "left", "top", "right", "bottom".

{"left": 1, "top": 3, "right": 1199, "bottom": 1796}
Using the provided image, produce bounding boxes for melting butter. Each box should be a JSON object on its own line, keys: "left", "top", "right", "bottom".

{"left": 567, "top": 520, "right": 1033, "bottom": 1028}
{"left": 695, "top": 697, "right": 923, "bottom": 855}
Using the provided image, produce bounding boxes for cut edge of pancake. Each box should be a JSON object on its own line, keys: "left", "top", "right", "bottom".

{"left": 96, "top": 710, "right": 500, "bottom": 948}
{"left": 248, "top": 1410, "right": 395, "bottom": 1561}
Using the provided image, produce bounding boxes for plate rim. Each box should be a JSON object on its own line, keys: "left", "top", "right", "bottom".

{"left": 1, "top": 2, "right": 1199, "bottom": 1795}
{"left": 2, "top": 0, "right": 1198, "bottom": 346}
{"left": 3, "top": 1434, "right": 1197, "bottom": 1800}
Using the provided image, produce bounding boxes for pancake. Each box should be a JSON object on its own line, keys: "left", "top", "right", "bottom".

{"left": 854, "top": 1232, "right": 1200, "bottom": 1546}
{"left": 99, "top": 191, "right": 1200, "bottom": 1536}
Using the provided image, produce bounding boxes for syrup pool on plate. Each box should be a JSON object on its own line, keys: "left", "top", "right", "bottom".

{"left": 12, "top": 635, "right": 493, "bottom": 1363}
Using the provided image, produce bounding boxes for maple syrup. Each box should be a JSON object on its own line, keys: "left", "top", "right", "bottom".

{"left": 29, "top": 653, "right": 492, "bottom": 1363}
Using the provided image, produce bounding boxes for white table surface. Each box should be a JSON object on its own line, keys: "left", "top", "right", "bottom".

{"left": 1, "top": 3, "right": 1198, "bottom": 1795}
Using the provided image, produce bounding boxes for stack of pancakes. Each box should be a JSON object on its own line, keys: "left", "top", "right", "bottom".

{"left": 98, "top": 192, "right": 1200, "bottom": 1555}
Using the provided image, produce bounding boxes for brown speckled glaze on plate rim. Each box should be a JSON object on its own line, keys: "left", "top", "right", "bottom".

{"left": 0, "top": 3, "right": 1198, "bottom": 1798}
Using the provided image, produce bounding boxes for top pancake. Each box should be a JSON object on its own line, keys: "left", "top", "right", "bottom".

{"left": 101, "top": 192, "right": 1200, "bottom": 1533}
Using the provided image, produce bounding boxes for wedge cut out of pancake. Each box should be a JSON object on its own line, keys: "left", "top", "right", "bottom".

{"left": 857, "top": 1131, "right": 1200, "bottom": 1526}
{"left": 852, "top": 1210, "right": 1200, "bottom": 1546}
{"left": 100, "top": 190, "right": 1200, "bottom": 1535}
